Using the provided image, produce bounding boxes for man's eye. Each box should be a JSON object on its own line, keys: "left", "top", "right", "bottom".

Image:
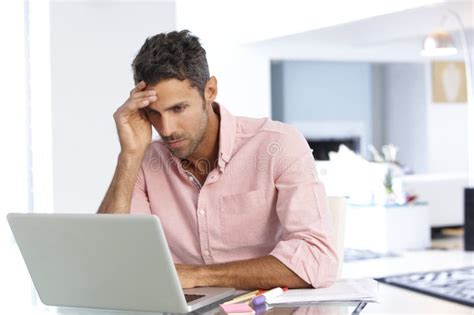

{"left": 172, "top": 106, "right": 185, "bottom": 113}
{"left": 146, "top": 109, "right": 159, "bottom": 116}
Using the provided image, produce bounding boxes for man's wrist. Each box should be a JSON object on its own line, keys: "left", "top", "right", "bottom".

{"left": 118, "top": 151, "right": 145, "bottom": 165}
{"left": 194, "top": 265, "right": 216, "bottom": 287}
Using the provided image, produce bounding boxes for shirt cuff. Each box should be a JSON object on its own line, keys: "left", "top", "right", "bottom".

{"left": 269, "top": 238, "right": 338, "bottom": 288}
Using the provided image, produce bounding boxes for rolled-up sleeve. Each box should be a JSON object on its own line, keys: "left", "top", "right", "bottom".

{"left": 130, "top": 165, "right": 152, "bottom": 214}
{"left": 269, "top": 128, "right": 338, "bottom": 288}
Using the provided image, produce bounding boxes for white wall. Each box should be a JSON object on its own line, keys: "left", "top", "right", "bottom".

{"left": 424, "top": 29, "right": 473, "bottom": 175}
{"left": 426, "top": 61, "right": 469, "bottom": 174}
{"left": 50, "top": 1, "right": 176, "bottom": 213}
{"left": 427, "top": 104, "right": 468, "bottom": 173}
{"left": 381, "top": 59, "right": 470, "bottom": 175}
{"left": 204, "top": 43, "right": 271, "bottom": 118}
{"left": 0, "top": 1, "right": 29, "bottom": 217}
{"left": 382, "top": 63, "right": 429, "bottom": 173}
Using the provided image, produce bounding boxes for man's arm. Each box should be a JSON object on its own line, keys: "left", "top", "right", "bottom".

{"left": 176, "top": 256, "right": 311, "bottom": 290}
{"left": 97, "top": 81, "right": 156, "bottom": 214}
{"left": 97, "top": 153, "right": 144, "bottom": 214}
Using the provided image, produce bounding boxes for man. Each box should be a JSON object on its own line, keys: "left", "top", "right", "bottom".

{"left": 98, "top": 30, "right": 338, "bottom": 290}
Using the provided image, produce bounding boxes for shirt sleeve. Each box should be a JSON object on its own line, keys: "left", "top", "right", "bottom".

{"left": 130, "top": 165, "right": 152, "bottom": 214}
{"left": 269, "top": 127, "right": 339, "bottom": 288}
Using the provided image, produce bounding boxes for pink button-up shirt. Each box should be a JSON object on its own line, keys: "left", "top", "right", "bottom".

{"left": 130, "top": 103, "right": 338, "bottom": 287}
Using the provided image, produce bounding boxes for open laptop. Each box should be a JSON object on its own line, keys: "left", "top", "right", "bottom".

{"left": 6, "top": 213, "right": 235, "bottom": 313}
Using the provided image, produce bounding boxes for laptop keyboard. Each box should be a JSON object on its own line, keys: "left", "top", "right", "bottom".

{"left": 185, "top": 294, "right": 206, "bottom": 303}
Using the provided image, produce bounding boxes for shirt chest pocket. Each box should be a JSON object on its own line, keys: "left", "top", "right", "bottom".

{"left": 219, "top": 189, "right": 273, "bottom": 246}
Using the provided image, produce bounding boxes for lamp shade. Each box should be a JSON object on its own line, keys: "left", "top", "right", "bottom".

{"left": 421, "top": 30, "right": 458, "bottom": 56}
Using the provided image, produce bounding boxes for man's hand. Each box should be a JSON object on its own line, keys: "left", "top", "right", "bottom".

{"left": 97, "top": 81, "right": 156, "bottom": 214}
{"left": 113, "top": 80, "right": 156, "bottom": 157}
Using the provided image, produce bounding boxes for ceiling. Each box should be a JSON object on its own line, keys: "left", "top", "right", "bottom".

{"left": 250, "top": 0, "right": 473, "bottom": 62}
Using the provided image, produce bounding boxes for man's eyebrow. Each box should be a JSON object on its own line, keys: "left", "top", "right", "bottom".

{"left": 164, "top": 101, "right": 188, "bottom": 111}
{"left": 147, "top": 101, "right": 188, "bottom": 114}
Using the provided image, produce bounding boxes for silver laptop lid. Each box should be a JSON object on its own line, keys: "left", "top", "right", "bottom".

{"left": 7, "top": 213, "right": 189, "bottom": 313}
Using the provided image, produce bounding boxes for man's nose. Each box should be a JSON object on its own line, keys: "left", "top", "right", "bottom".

{"left": 159, "top": 116, "right": 176, "bottom": 138}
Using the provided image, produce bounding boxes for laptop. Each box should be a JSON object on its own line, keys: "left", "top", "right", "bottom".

{"left": 6, "top": 213, "right": 235, "bottom": 313}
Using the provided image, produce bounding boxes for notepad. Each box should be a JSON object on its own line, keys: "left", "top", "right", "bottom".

{"left": 220, "top": 303, "right": 255, "bottom": 314}
{"left": 266, "top": 278, "right": 378, "bottom": 305}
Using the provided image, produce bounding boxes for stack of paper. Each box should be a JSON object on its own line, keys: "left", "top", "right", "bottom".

{"left": 266, "top": 278, "right": 378, "bottom": 305}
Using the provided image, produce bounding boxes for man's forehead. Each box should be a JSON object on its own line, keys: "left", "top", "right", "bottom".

{"left": 144, "top": 78, "right": 195, "bottom": 93}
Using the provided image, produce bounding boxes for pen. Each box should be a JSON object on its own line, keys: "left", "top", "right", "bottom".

{"left": 252, "top": 287, "right": 284, "bottom": 305}
{"left": 352, "top": 301, "right": 368, "bottom": 314}
{"left": 252, "top": 302, "right": 271, "bottom": 314}
{"left": 222, "top": 290, "right": 263, "bottom": 305}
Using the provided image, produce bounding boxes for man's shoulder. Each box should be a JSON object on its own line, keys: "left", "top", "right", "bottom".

{"left": 235, "top": 115, "right": 304, "bottom": 141}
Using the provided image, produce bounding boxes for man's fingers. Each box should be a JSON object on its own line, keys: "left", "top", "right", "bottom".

{"left": 130, "top": 89, "right": 157, "bottom": 100}
{"left": 129, "top": 80, "right": 146, "bottom": 96}
{"left": 123, "top": 95, "right": 156, "bottom": 113}
{"left": 115, "top": 86, "right": 156, "bottom": 121}
{"left": 135, "top": 95, "right": 157, "bottom": 108}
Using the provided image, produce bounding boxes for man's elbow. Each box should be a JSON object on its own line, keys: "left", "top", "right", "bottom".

{"left": 312, "top": 250, "right": 339, "bottom": 288}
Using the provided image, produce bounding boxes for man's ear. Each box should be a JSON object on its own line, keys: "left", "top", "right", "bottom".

{"left": 204, "top": 76, "right": 218, "bottom": 106}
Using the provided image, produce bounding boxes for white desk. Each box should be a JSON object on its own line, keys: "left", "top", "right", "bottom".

{"left": 342, "top": 250, "right": 474, "bottom": 314}
{"left": 1, "top": 225, "right": 473, "bottom": 314}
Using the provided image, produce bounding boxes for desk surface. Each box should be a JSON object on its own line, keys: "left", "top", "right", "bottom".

{"left": 342, "top": 250, "right": 473, "bottom": 314}
{"left": 1, "top": 233, "right": 473, "bottom": 315}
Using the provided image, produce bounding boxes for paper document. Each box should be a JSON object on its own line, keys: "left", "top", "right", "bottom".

{"left": 266, "top": 278, "right": 378, "bottom": 305}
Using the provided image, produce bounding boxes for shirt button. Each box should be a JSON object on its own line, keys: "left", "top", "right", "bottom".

{"left": 198, "top": 209, "right": 205, "bottom": 216}
{"left": 204, "top": 250, "right": 211, "bottom": 257}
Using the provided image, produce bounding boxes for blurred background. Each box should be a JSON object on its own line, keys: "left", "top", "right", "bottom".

{"left": 0, "top": 0, "right": 473, "bottom": 312}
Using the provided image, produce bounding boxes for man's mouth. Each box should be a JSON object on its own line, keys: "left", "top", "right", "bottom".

{"left": 166, "top": 139, "right": 185, "bottom": 149}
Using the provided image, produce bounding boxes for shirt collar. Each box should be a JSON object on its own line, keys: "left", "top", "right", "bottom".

{"left": 213, "top": 102, "right": 236, "bottom": 172}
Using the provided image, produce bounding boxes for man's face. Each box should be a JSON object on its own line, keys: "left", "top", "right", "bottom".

{"left": 144, "top": 79, "right": 209, "bottom": 159}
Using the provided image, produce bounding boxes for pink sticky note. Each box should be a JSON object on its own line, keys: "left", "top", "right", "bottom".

{"left": 220, "top": 303, "right": 255, "bottom": 314}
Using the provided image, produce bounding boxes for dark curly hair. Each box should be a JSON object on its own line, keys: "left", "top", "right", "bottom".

{"left": 132, "top": 30, "right": 210, "bottom": 97}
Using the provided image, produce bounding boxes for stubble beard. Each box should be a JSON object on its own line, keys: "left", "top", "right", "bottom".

{"left": 169, "top": 107, "right": 208, "bottom": 160}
